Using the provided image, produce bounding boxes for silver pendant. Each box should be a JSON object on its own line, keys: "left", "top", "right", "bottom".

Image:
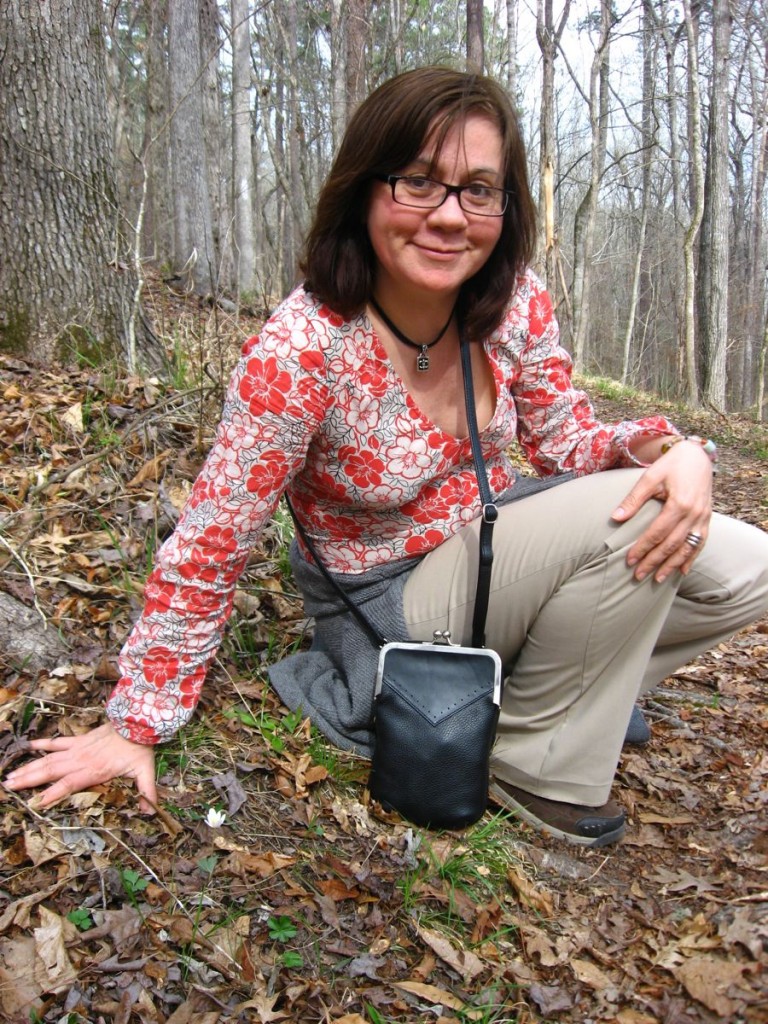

{"left": 416, "top": 346, "right": 430, "bottom": 372}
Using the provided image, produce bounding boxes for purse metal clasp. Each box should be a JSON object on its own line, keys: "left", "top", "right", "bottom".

{"left": 432, "top": 630, "right": 457, "bottom": 646}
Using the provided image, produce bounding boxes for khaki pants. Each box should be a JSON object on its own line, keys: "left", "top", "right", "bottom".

{"left": 402, "top": 469, "right": 768, "bottom": 805}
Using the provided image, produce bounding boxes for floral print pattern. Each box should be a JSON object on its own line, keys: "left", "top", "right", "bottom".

{"left": 108, "top": 271, "right": 676, "bottom": 744}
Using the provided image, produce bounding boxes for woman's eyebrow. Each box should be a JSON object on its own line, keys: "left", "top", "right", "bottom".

{"left": 406, "top": 157, "right": 502, "bottom": 179}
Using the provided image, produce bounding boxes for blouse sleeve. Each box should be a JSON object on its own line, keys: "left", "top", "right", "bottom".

{"left": 510, "top": 276, "right": 677, "bottom": 477}
{"left": 106, "top": 310, "right": 332, "bottom": 744}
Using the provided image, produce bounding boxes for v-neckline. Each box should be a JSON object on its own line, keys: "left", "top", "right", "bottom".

{"left": 366, "top": 318, "right": 498, "bottom": 441}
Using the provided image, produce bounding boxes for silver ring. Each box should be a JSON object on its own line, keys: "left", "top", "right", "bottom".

{"left": 685, "top": 531, "right": 702, "bottom": 548}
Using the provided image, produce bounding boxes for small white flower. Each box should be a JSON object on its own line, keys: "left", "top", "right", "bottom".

{"left": 205, "top": 808, "right": 227, "bottom": 828}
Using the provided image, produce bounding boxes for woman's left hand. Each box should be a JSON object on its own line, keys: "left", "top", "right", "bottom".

{"left": 611, "top": 440, "right": 714, "bottom": 582}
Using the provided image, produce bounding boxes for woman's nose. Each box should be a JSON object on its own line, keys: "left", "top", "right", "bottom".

{"left": 427, "top": 191, "right": 469, "bottom": 227}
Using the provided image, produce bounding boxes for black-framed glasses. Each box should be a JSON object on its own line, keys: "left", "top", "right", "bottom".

{"left": 375, "top": 174, "right": 510, "bottom": 217}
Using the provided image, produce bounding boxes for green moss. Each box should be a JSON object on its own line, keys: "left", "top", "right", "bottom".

{"left": 0, "top": 307, "right": 31, "bottom": 353}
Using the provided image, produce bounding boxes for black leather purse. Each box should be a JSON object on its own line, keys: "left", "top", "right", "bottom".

{"left": 288, "top": 330, "right": 502, "bottom": 830}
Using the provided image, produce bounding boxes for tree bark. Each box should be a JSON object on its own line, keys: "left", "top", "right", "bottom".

{"left": 0, "top": 0, "right": 161, "bottom": 370}
{"left": 200, "top": 0, "right": 228, "bottom": 286}
{"left": 287, "top": 0, "right": 303, "bottom": 286}
{"left": 506, "top": 0, "right": 519, "bottom": 98}
{"left": 661, "top": 14, "right": 685, "bottom": 393}
{"left": 621, "top": 0, "right": 656, "bottom": 385}
{"left": 536, "top": 0, "right": 572, "bottom": 290}
{"left": 143, "top": 0, "right": 173, "bottom": 263}
{"left": 168, "top": 0, "right": 216, "bottom": 294}
{"left": 467, "top": 0, "right": 484, "bottom": 72}
{"left": 681, "top": 0, "right": 704, "bottom": 406}
{"left": 698, "top": 0, "right": 731, "bottom": 408}
{"left": 727, "top": 12, "right": 765, "bottom": 411}
{"left": 330, "top": 0, "right": 346, "bottom": 148}
{"left": 757, "top": 311, "right": 768, "bottom": 422}
{"left": 346, "top": 0, "right": 368, "bottom": 116}
{"left": 232, "top": 0, "right": 256, "bottom": 298}
{"left": 744, "top": 38, "right": 767, "bottom": 412}
{"left": 570, "top": 0, "right": 611, "bottom": 371}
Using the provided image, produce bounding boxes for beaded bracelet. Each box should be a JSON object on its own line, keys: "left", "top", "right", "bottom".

{"left": 660, "top": 434, "right": 718, "bottom": 470}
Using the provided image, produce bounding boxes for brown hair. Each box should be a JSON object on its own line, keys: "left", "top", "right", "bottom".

{"left": 301, "top": 66, "right": 537, "bottom": 341}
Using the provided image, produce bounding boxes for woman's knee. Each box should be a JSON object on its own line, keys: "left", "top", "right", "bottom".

{"left": 696, "top": 513, "right": 768, "bottom": 610}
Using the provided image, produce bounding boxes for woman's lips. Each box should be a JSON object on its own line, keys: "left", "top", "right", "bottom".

{"left": 414, "top": 244, "right": 465, "bottom": 260}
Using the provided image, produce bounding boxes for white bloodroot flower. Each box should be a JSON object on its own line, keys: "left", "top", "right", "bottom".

{"left": 205, "top": 808, "right": 227, "bottom": 828}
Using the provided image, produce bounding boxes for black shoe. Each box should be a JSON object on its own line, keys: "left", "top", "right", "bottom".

{"left": 624, "top": 705, "right": 651, "bottom": 746}
{"left": 489, "top": 779, "right": 626, "bottom": 847}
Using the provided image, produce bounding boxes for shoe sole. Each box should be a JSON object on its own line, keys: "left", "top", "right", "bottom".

{"left": 489, "top": 781, "right": 626, "bottom": 848}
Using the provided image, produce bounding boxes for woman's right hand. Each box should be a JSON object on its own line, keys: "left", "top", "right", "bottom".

{"left": 3, "top": 722, "right": 158, "bottom": 813}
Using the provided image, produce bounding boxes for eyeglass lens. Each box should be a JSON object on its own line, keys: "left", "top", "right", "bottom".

{"left": 392, "top": 176, "right": 506, "bottom": 215}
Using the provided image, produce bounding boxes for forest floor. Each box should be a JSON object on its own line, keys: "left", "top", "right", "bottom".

{"left": 0, "top": 278, "right": 766, "bottom": 1024}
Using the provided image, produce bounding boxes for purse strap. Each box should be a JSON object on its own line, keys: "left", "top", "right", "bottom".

{"left": 287, "top": 496, "right": 388, "bottom": 648}
{"left": 285, "top": 329, "right": 497, "bottom": 649}
{"left": 459, "top": 330, "right": 497, "bottom": 647}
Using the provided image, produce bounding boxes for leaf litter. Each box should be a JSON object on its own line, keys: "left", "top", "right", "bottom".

{"left": 0, "top": 280, "right": 766, "bottom": 1023}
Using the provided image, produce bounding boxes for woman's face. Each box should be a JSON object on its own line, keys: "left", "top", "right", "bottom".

{"left": 366, "top": 113, "right": 505, "bottom": 307}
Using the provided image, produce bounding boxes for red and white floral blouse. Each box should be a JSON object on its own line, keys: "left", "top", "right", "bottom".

{"left": 107, "top": 271, "right": 676, "bottom": 744}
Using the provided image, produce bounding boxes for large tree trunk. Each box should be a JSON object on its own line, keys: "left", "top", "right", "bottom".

{"left": 168, "top": 0, "right": 216, "bottom": 294}
{"left": 0, "top": 0, "right": 162, "bottom": 370}
{"left": 143, "top": 0, "right": 173, "bottom": 264}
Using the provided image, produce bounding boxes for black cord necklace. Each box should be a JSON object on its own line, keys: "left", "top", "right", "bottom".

{"left": 370, "top": 297, "right": 454, "bottom": 372}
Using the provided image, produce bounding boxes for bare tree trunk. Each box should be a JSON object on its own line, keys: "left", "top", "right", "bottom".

{"left": 287, "top": 0, "right": 303, "bottom": 285}
{"left": 0, "top": 0, "right": 162, "bottom": 370}
{"left": 388, "top": 0, "right": 406, "bottom": 72}
{"left": 737, "top": 26, "right": 767, "bottom": 412}
{"left": 232, "top": 0, "right": 256, "bottom": 298}
{"left": 662, "top": 16, "right": 686, "bottom": 390}
{"left": 143, "top": 0, "right": 172, "bottom": 263}
{"left": 467, "top": 0, "right": 484, "bottom": 72}
{"left": 200, "top": 0, "right": 228, "bottom": 289}
{"left": 536, "top": 0, "right": 572, "bottom": 290}
{"left": 330, "top": 0, "right": 346, "bottom": 148}
{"left": 168, "top": 0, "right": 216, "bottom": 294}
{"left": 268, "top": 0, "right": 302, "bottom": 294}
{"left": 570, "top": 0, "right": 611, "bottom": 372}
{"left": 621, "top": 0, "right": 655, "bottom": 385}
{"left": 346, "top": 0, "right": 368, "bottom": 116}
{"left": 698, "top": 0, "right": 731, "bottom": 408}
{"left": 681, "top": 0, "right": 704, "bottom": 406}
{"left": 274, "top": 40, "right": 287, "bottom": 294}
{"left": 758, "top": 312, "right": 768, "bottom": 422}
{"left": 506, "top": 0, "right": 518, "bottom": 98}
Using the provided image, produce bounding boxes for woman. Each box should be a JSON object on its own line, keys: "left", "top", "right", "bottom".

{"left": 6, "top": 67, "right": 768, "bottom": 847}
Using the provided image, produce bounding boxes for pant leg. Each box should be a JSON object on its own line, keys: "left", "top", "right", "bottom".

{"left": 639, "top": 510, "right": 768, "bottom": 692}
{"left": 402, "top": 469, "right": 768, "bottom": 805}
